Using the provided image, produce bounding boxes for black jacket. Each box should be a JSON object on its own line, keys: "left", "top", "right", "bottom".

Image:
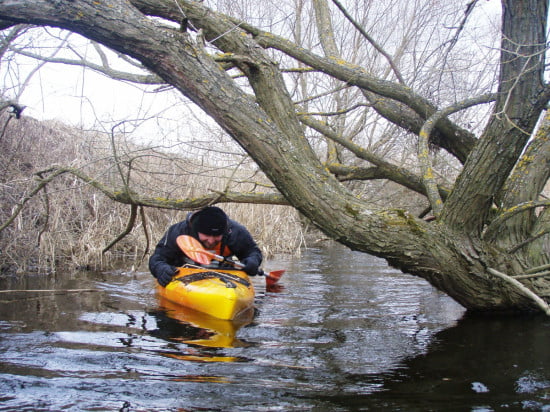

{"left": 149, "top": 212, "right": 263, "bottom": 280}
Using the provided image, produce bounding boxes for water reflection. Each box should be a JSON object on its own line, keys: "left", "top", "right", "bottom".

{"left": 315, "top": 314, "right": 550, "bottom": 411}
{"left": 0, "top": 244, "right": 548, "bottom": 410}
{"left": 154, "top": 297, "right": 254, "bottom": 348}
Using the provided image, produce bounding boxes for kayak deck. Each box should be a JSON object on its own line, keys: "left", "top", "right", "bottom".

{"left": 157, "top": 266, "right": 255, "bottom": 320}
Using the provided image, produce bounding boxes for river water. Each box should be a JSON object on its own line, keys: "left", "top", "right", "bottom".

{"left": 0, "top": 244, "right": 548, "bottom": 411}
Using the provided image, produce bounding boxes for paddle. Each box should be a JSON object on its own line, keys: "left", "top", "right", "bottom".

{"left": 176, "top": 235, "right": 284, "bottom": 286}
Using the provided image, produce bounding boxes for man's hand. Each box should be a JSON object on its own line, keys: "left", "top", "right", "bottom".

{"left": 241, "top": 258, "right": 259, "bottom": 276}
{"left": 157, "top": 266, "right": 177, "bottom": 287}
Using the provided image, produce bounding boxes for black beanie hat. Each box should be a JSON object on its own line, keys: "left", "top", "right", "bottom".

{"left": 193, "top": 206, "right": 228, "bottom": 236}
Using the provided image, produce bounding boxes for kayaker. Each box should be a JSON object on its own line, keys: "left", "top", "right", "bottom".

{"left": 149, "top": 206, "right": 263, "bottom": 287}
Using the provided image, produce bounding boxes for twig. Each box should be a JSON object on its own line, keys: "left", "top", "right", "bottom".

{"left": 524, "top": 263, "right": 550, "bottom": 274}
{"left": 139, "top": 205, "right": 150, "bottom": 264}
{"left": 0, "top": 168, "right": 67, "bottom": 233}
{"left": 436, "top": 0, "right": 479, "bottom": 92}
{"left": 37, "top": 171, "right": 51, "bottom": 247}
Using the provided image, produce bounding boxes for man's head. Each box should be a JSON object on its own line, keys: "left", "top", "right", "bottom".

{"left": 192, "top": 206, "right": 228, "bottom": 249}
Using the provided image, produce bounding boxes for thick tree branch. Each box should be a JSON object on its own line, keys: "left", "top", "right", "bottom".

{"left": 419, "top": 93, "right": 496, "bottom": 216}
{"left": 494, "top": 110, "right": 550, "bottom": 253}
{"left": 483, "top": 199, "right": 550, "bottom": 241}
{"left": 300, "top": 113, "right": 451, "bottom": 199}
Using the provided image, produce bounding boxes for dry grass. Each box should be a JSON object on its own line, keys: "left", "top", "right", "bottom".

{"left": 0, "top": 114, "right": 305, "bottom": 274}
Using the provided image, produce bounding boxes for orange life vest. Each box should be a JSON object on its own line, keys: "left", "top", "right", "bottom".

{"left": 210, "top": 242, "right": 232, "bottom": 258}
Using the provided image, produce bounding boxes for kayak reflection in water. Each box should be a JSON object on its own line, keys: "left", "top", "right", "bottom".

{"left": 149, "top": 298, "right": 255, "bottom": 367}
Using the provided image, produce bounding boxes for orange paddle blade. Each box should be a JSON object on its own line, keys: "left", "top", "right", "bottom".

{"left": 265, "top": 270, "right": 285, "bottom": 286}
{"left": 176, "top": 235, "right": 211, "bottom": 265}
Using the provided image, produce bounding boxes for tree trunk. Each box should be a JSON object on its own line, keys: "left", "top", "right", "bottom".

{"left": 440, "top": 0, "right": 548, "bottom": 234}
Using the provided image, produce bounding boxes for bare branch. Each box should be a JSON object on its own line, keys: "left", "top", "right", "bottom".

{"left": 0, "top": 165, "right": 288, "bottom": 237}
{"left": 10, "top": 46, "right": 163, "bottom": 84}
{"left": 103, "top": 204, "right": 138, "bottom": 253}
{"left": 330, "top": 0, "right": 405, "bottom": 84}
{"left": 436, "top": 0, "right": 479, "bottom": 89}
{"left": 299, "top": 113, "right": 451, "bottom": 198}
{"left": 487, "top": 267, "right": 550, "bottom": 316}
{"left": 507, "top": 228, "right": 550, "bottom": 254}
{"left": 483, "top": 199, "right": 550, "bottom": 241}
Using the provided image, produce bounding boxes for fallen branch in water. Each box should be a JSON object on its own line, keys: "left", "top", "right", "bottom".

{"left": 487, "top": 268, "right": 550, "bottom": 316}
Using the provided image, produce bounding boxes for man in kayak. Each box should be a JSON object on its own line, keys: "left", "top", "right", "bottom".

{"left": 149, "top": 206, "right": 263, "bottom": 287}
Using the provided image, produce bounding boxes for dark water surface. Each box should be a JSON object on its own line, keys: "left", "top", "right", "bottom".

{"left": 0, "top": 245, "right": 548, "bottom": 411}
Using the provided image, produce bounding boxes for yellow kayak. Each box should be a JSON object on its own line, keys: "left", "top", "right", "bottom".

{"left": 157, "top": 266, "right": 255, "bottom": 320}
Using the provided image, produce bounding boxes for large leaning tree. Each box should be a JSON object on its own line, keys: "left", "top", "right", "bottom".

{"left": 0, "top": 0, "right": 549, "bottom": 315}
